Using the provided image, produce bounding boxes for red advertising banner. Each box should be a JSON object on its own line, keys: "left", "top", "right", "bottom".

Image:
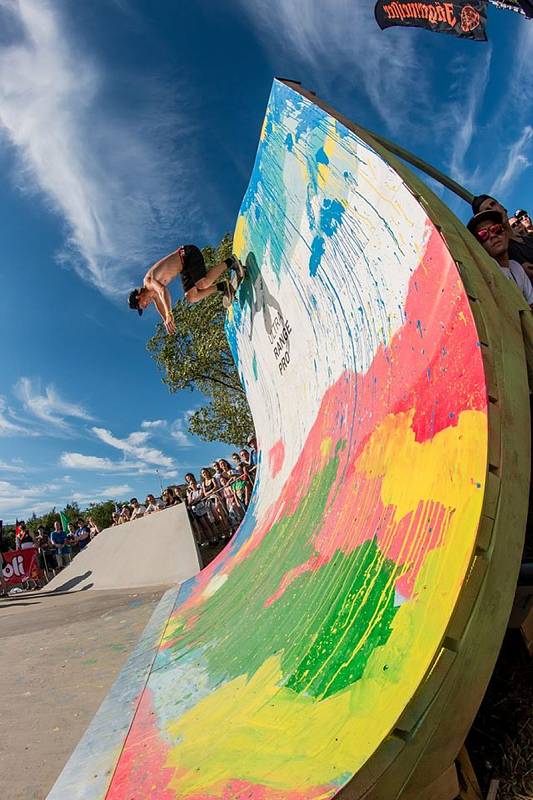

{"left": 2, "top": 548, "right": 42, "bottom": 585}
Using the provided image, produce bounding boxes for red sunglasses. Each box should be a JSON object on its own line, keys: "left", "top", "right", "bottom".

{"left": 475, "top": 223, "right": 504, "bottom": 243}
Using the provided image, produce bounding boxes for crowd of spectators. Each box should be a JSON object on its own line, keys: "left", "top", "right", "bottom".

{"left": 1, "top": 435, "right": 258, "bottom": 595}
{"left": 467, "top": 198, "right": 533, "bottom": 307}
{"left": 6, "top": 516, "right": 101, "bottom": 588}
{"left": 110, "top": 435, "right": 258, "bottom": 549}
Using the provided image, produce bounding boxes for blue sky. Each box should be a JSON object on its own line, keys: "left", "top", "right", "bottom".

{"left": 0, "top": 0, "right": 531, "bottom": 522}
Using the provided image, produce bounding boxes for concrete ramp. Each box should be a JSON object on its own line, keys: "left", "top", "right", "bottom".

{"left": 44, "top": 505, "right": 200, "bottom": 592}
{"left": 49, "top": 80, "right": 530, "bottom": 799}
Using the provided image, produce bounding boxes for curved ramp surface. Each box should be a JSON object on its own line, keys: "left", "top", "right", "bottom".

{"left": 44, "top": 505, "right": 200, "bottom": 592}
{"left": 100, "top": 81, "right": 528, "bottom": 799}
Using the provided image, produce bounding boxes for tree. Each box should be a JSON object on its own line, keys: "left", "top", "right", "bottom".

{"left": 146, "top": 234, "right": 254, "bottom": 446}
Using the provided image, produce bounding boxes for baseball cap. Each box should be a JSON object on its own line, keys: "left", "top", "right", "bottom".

{"left": 516, "top": 209, "right": 529, "bottom": 218}
{"left": 128, "top": 288, "right": 143, "bottom": 316}
{"left": 466, "top": 209, "right": 504, "bottom": 235}
{"left": 471, "top": 194, "right": 494, "bottom": 215}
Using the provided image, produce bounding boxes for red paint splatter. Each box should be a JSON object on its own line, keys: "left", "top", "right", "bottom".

{"left": 268, "top": 439, "right": 285, "bottom": 478}
{"left": 106, "top": 689, "right": 175, "bottom": 800}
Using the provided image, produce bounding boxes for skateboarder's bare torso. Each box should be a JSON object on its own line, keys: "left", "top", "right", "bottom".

{"left": 143, "top": 249, "right": 183, "bottom": 290}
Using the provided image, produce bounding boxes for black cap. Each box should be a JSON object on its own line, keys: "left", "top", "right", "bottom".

{"left": 128, "top": 288, "right": 143, "bottom": 316}
{"left": 471, "top": 194, "right": 494, "bottom": 214}
{"left": 515, "top": 209, "right": 529, "bottom": 218}
{"left": 466, "top": 209, "right": 504, "bottom": 235}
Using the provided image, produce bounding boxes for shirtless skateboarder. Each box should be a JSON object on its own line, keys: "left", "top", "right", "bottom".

{"left": 128, "top": 245, "right": 244, "bottom": 334}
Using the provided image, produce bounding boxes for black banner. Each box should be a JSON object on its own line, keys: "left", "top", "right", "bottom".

{"left": 375, "top": 1, "right": 488, "bottom": 40}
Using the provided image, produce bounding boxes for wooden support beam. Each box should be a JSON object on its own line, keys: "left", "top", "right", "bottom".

{"left": 486, "top": 778, "right": 500, "bottom": 800}
{"left": 456, "top": 747, "right": 483, "bottom": 799}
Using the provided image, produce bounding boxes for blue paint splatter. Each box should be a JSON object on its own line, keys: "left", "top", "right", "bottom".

{"left": 316, "top": 146, "right": 329, "bottom": 165}
{"left": 310, "top": 236, "right": 325, "bottom": 276}
{"left": 320, "top": 198, "right": 344, "bottom": 237}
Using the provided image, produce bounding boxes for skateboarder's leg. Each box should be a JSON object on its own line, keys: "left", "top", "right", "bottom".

{"left": 196, "top": 259, "right": 230, "bottom": 290}
{"left": 196, "top": 256, "right": 243, "bottom": 291}
{"left": 185, "top": 285, "right": 218, "bottom": 304}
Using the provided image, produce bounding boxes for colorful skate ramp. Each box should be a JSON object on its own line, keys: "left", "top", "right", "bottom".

{"left": 50, "top": 81, "right": 530, "bottom": 799}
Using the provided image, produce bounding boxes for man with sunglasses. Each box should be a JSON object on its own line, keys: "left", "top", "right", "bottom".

{"left": 467, "top": 209, "right": 533, "bottom": 308}
{"left": 472, "top": 195, "right": 533, "bottom": 279}
{"left": 514, "top": 209, "right": 533, "bottom": 236}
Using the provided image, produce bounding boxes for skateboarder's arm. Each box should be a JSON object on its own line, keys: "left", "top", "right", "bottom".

{"left": 148, "top": 278, "right": 177, "bottom": 335}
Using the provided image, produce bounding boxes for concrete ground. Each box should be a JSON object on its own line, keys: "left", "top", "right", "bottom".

{"left": 0, "top": 586, "right": 167, "bottom": 800}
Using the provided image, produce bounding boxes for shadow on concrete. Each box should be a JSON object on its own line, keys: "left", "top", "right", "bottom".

{"left": 0, "top": 600, "right": 40, "bottom": 607}
{"left": 49, "top": 571, "right": 93, "bottom": 593}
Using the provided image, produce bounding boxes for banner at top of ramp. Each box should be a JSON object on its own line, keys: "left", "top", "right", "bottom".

{"left": 374, "top": 0, "right": 488, "bottom": 39}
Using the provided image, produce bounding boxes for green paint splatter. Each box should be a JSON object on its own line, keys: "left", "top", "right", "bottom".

{"left": 167, "top": 454, "right": 399, "bottom": 699}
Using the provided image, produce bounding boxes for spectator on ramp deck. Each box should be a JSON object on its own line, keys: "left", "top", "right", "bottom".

{"left": 128, "top": 247, "right": 245, "bottom": 333}
{"left": 472, "top": 195, "right": 533, "bottom": 279}
{"left": 87, "top": 517, "right": 100, "bottom": 538}
{"left": 514, "top": 209, "right": 533, "bottom": 236}
{"left": 130, "top": 498, "right": 146, "bottom": 520}
{"left": 247, "top": 435, "right": 258, "bottom": 467}
{"left": 145, "top": 494, "right": 164, "bottom": 513}
{"left": 230, "top": 453, "right": 252, "bottom": 509}
{"left": 467, "top": 209, "right": 533, "bottom": 308}
{"left": 184, "top": 473, "right": 215, "bottom": 548}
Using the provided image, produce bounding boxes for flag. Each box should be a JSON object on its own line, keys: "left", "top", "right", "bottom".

{"left": 375, "top": 1, "right": 488, "bottom": 40}
{"left": 60, "top": 511, "right": 69, "bottom": 531}
{"left": 488, "top": 0, "right": 533, "bottom": 17}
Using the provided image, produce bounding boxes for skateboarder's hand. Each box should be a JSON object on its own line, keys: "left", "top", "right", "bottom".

{"left": 165, "top": 314, "right": 176, "bottom": 335}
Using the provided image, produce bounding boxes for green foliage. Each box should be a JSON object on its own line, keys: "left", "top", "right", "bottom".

{"left": 2, "top": 525, "right": 16, "bottom": 551}
{"left": 146, "top": 233, "right": 254, "bottom": 446}
{"left": 189, "top": 387, "right": 253, "bottom": 447}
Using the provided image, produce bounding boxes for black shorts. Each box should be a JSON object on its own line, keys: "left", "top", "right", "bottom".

{"left": 180, "top": 245, "right": 206, "bottom": 293}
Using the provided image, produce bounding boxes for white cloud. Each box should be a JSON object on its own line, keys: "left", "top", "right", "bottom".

{"left": 15, "top": 377, "right": 93, "bottom": 433}
{"left": 0, "top": 459, "right": 25, "bottom": 473}
{"left": 490, "top": 126, "right": 533, "bottom": 198}
{"left": 59, "top": 451, "right": 147, "bottom": 473}
{"left": 0, "top": 396, "right": 35, "bottom": 437}
{"left": 0, "top": 478, "right": 65, "bottom": 519}
{"left": 101, "top": 484, "right": 132, "bottom": 497}
{"left": 141, "top": 419, "right": 167, "bottom": 429}
{"left": 170, "top": 418, "right": 193, "bottom": 447}
{"left": 71, "top": 484, "right": 132, "bottom": 502}
{"left": 92, "top": 426, "right": 175, "bottom": 469}
{"left": 237, "top": 0, "right": 428, "bottom": 134}
{"left": 0, "top": 0, "right": 199, "bottom": 297}
{"left": 448, "top": 48, "right": 492, "bottom": 187}
{"left": 60, "top": 452, "right": 120, "bottom": 470}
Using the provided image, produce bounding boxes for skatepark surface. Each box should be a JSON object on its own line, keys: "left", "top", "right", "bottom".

{"left": 0, "top": 587, "right": 165, "bottom": 800}
{"left": 47, "top": 80, "right": 531, "bottom": 799}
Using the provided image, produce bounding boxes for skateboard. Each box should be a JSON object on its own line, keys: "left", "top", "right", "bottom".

{"left": 222, "top": 257, "right": 246, "bottom": 308}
